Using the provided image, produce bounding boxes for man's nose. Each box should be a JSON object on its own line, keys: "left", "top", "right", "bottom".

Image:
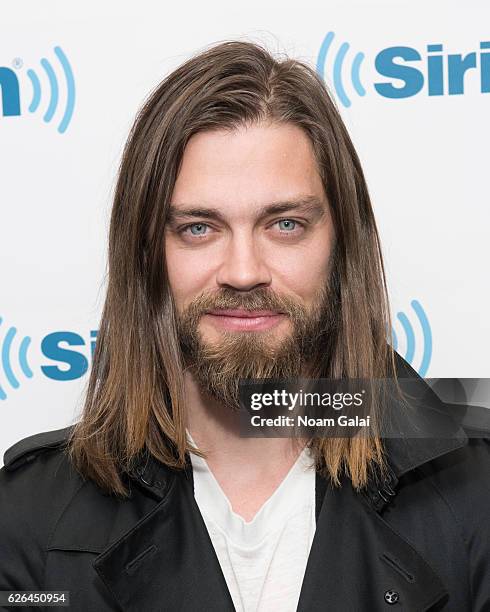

{"left": 215, "top": 231, "right": 272, "bottom": 290}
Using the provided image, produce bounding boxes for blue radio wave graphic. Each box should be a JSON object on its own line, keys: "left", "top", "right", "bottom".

{"left": 390, "top": 300, "right": 432, "bottom": 377}
{"left": 25, "top": 46, "right": 75, "bottom": 134}
{"left": 316, "top": 31, "right": 366, "bottom": 108}
{"left": 0, "top": 316, "right": 33, "bottom": 400}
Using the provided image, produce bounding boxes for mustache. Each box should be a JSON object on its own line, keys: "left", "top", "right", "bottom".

{"left": 182, "top": 287, "right": 306, "bottom": 318}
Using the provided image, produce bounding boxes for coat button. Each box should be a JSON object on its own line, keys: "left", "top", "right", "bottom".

{"left": 384, "top": 589, "right": 399, "bottom": 604}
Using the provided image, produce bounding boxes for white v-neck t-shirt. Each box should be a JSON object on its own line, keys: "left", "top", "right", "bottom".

{"left": 186, "top": 430, "right": 317, "bottom": 612}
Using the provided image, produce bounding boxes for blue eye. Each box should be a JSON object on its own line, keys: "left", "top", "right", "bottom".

{"left": 277, "top": 219, "right": 297, "bottom": 231}
{"left": 189, "top": 223, "right": 208, "bottom": 235}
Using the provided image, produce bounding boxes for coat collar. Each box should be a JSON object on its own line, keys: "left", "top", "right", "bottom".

{"left": 53, "top": 351, "right": 467, "bottom": 611}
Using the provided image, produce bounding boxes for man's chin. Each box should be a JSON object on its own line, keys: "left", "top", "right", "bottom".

{"left": 189, "top": 334, "right": 305, "bottom": 387}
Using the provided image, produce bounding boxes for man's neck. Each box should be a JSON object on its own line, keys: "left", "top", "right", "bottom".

{"left": 184, "top": 370, "right": 309, "bottom": 521}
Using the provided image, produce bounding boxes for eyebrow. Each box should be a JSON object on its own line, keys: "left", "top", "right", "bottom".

{"left": 166, "top": 195, "right": 327, "bottom": 225}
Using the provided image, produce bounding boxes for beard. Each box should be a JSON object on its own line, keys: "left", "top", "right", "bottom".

{"left": 175, "top": 273, "right": 337, "bottom": 411}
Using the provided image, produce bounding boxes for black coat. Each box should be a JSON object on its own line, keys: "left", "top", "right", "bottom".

{"left": 1, "top": 356, "right": 489, "bottom": 611}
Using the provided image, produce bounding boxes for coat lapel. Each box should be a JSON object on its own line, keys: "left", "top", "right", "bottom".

{"left": 297, "top": 471, "right": 450, "bottom": 612}
{"left": 293, "top": 354, "right": 469, "bottom": 611}
{"left": 92, "top": 459, "right": 235, "bottom": 611}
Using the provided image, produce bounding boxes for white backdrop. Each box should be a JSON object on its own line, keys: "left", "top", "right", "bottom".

{"left": 1, "top": 0, "right": 489, "bottom": 460}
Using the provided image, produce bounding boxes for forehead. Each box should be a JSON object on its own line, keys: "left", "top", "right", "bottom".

{"left": 170, "top": 121, "right": 326, "bottom": 216}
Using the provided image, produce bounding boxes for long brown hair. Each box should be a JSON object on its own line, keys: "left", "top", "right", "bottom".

{"left": 67, "top": 39, "right": 399, "bottom": 497}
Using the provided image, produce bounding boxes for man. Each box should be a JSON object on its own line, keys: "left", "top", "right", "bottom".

{"left": 1, "top": 40, "right": 489, "bottom": 611}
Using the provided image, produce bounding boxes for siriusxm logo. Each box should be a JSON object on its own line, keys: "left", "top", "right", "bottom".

{"left": 0, "top": 300, "right": 432, "bottom": 400}
{"left": 317, "top": 31, "right": 490, "bottom": 106}
{"left": 0, "top": 316, "right": 96, "bottom": 400}
{"left": 0, "top": 45, "right": 75, "bottom": 133}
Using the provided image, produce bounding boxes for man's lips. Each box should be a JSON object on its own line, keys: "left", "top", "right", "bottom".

{"left": 204, "top": 309, "right": 285, "bottom": 317}
{"left": 202, "top": 309, "right": 287, "bottom": 331}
